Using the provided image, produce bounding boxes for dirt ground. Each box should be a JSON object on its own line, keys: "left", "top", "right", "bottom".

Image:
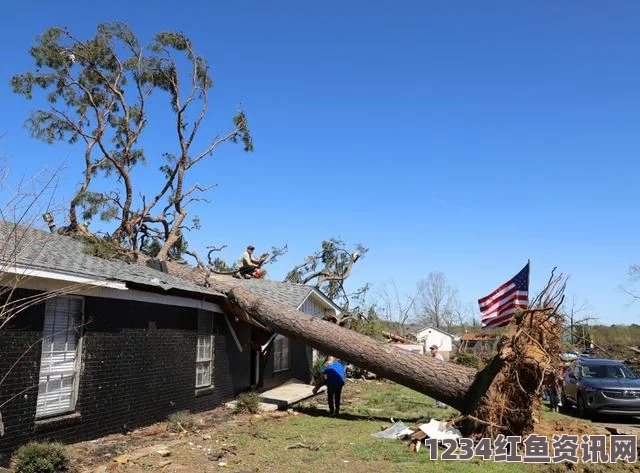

{"left": 67, "top": 407, "right": 260, "bottom": 473}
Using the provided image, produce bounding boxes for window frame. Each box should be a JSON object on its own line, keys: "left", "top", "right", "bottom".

{"left": 195, "top": 311, "right": 214, "bottom": 388}
{"left": 273, "top": 335, "right": 290, "bottom": 373}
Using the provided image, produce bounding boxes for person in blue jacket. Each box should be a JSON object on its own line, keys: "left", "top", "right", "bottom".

{"left": 313, "top": 356, "right": 345, "bottom": 416}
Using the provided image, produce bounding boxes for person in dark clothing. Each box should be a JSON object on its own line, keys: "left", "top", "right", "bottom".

{"left": 313, "top": 356, "right": 346, "bottom": 416}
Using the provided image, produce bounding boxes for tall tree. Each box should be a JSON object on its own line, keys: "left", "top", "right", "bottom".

{"left": 376, "top": 279, "right": 418, "bottom": 336}
{"left": 415, "top": 271, "right": 459, "bottom": 330}
{"left": 11, "top": 23, "right": 252, "bottom": 260}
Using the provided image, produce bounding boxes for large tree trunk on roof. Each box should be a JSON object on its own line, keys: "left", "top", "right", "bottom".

{"left": 208, "top": 279, "right": 562, "bottom": 438}
{"left": 229, "top": 286, "right": 477, "bottom": 408}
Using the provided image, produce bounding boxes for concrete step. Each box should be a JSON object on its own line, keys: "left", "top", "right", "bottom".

{"left": 259, "top": 381, "right": 325, "bottom": 409}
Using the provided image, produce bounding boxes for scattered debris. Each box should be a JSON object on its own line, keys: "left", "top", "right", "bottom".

{"left": 373, "top": 418, "right": 462, "bottom": 453}
{"left": 286, "top": 443, "right": 320, "bottom": 452}
{"left": 371, "top": 420, "right": 410, "bottom": 439}
{"left": 415, "top": 419, "right": 462, "bottom": 441}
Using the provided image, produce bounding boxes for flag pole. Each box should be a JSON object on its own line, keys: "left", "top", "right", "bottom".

{"left": 527, "top": 258, "right": 531, "bottom": 309}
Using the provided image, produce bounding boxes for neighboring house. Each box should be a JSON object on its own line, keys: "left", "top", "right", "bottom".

{"left": 457, "top": 333, "right": 500, "bottom": 356}
{"left": 0, "top": 223, "right": 339, "bottom": 460}
{"left": 414, "top": 326, "right": 458, "bottom": 360}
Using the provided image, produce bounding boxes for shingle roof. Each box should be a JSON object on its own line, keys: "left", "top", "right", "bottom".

{"left": 233, "top": 278, "right": 313, "bottom": 309}
{"left": 164, "top": 260, "right": 338, "bottom": 311}
{"left": 0, "top": 222, "right": 223, "bottom": 299}
{"left": 0, "top": 222, "right": 339, "bottom": 312}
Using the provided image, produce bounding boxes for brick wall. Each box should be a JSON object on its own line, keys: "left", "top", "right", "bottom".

{"left": 0, "top": 291, "right": 238, "bottom": 463}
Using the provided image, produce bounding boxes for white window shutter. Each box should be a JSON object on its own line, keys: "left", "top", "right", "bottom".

{"left": 36, "top": 296, "right": 83, "bottom": 419}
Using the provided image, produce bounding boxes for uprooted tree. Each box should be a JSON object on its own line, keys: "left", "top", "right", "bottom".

{"left": 11, "top": 23, "right": 252, "bottom": 260}
{"left": 207, "top": 269, "right": 566, "bottom": 438}
{"left": 10, "top": 23, "right": 568, "bottom": 440}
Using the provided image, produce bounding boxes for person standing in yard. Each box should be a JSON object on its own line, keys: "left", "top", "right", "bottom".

{"left": 429, "top": 344, "right": 446, "bottom": 408}
{"left": 313, "top": 356, "right": 346, "bottom": 417}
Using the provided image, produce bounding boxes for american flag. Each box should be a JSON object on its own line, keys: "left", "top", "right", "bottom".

{"left": 478, "top": 263, "right": 530, "bottom": 329}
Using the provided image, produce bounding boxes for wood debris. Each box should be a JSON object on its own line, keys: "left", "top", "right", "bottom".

{"left": 286, "top": 443, "right": 320, "bottom": 451}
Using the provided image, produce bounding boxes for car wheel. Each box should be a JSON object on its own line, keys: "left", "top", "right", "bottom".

{"left": 577, "top": 394, "right": 590, "bottom": 419}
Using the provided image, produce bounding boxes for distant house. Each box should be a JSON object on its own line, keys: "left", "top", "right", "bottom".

{"left": 458, "top": 332, "right": 500, "bottom": 355}
{"left": 0, "top": 222, "right": 339, "bottom": 461}
{"left": 414, "top": 326, "right": 458, "bottom": 360}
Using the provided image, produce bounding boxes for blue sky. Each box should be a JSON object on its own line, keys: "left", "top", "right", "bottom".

{"left": 1, "top": 1, "right": 639, "bottom": 324}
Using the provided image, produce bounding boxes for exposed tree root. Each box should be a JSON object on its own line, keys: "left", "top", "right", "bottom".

{"left": 460, "top": 307, "right": 563, "bottom": 438}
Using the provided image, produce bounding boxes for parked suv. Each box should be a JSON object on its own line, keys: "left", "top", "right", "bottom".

{"left": 562, "top": 357, "right": 640, "bottom": 418}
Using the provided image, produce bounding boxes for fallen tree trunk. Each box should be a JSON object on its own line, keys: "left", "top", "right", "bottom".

{"left": 208, "top": 278, "right": 562, "bottom": 438}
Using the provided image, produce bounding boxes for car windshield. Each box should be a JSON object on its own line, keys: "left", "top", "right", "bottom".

{"left": 580, "top": 364, "right": 639, "bottom": 379}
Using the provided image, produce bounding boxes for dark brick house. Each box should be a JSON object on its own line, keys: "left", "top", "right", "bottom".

{"left": 0, "top": 223, "right": 339, "bottom": 461}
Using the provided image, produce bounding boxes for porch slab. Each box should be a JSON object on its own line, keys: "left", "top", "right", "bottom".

{"left": 260, "top": 380, "right": 325, "bottom": 409}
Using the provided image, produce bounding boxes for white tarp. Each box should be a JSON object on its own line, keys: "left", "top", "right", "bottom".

{"left": 418, "top": 419, "right": 462, "bottom": 441}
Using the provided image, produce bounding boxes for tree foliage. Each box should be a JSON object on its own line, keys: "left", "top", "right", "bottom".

{"left": 285, "top": 238, "right": 368, "bottom": 305}
{"left": 12, "top": 23, "right": 252, "bottom": 260}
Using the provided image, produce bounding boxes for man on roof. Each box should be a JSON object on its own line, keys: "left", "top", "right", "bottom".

{"left": 237, "top": 245, "right": 267, "bottom": 279}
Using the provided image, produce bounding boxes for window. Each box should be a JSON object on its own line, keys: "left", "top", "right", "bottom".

{"left": 36, "top": 296, "right": 83, "bottom": 419}
{"left": 273, "top": 335, "right": 290, "bottom": 372}
{"left": 196, "top": 311, "right": 214, "bottom": 388}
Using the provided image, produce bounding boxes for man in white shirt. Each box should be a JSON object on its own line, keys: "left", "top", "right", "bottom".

{"left": 237, "top": 245, "right": 265, "bottom": 278}
{"left": 429, "top": 344, "right": 444, "bottom": 362}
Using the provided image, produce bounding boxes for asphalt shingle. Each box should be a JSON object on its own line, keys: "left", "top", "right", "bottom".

{"left": 0, "top": 222, "right": 222, "bottom": 298}
{"left": 0, "top": 222, "right": 337, "bottom": 311}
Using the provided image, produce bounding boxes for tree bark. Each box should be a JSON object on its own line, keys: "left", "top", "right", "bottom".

{"left": 210, "top": 281, "right": 482, "bottom": 412}
{"left": 207, "top": 275, "right": 562, "bottom": 440}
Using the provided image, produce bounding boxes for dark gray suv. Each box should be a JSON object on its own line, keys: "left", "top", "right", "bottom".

{"left": 562, "top": 358, "right": 640, "bottom": 418}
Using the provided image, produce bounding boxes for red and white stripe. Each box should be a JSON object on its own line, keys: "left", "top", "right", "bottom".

{"left": 479, "top": 282, "right": 528, "bottom": 329}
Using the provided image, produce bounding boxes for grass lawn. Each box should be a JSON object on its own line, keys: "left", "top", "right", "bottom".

{"left": 200, "top": 380, "right": 633, "bottom": 473}
{"left": 67, "top": 379, "right": 636, "bottom": 473}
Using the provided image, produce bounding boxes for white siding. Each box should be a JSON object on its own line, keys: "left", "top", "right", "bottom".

{"left": 299, "top": 296, "right": 324, "bottom": 363}
{"left": 416, "top": 328, "right": 454, "bottom": 353}
{"left": 36, "top": 296, "right": 83, "bottom": 419}
{"left": 300, "top": 297, "right": 324, "bottom": 317}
